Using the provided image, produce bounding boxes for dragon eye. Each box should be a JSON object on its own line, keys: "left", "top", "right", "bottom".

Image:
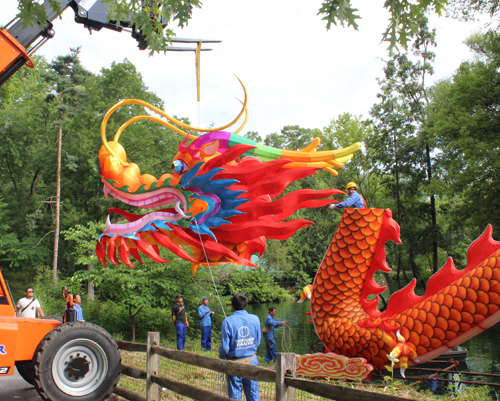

{"left": 172, "top": 160, "right": 190, "bottom": 174}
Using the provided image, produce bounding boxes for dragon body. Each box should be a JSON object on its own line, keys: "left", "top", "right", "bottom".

{"left": 311, "top": 208, "right": 500, "bottom": 368}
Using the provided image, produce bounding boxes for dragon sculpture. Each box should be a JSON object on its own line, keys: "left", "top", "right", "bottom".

{"left": 96, "top": 82, "right": 500, "bottom": 377}
{"left": 96, "top": 80, "right": 360, "bottom": 274}
{"left": 310, "top": 207, "right": 500, "bottom": 375}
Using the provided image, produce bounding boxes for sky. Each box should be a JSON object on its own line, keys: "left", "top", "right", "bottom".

{"left": 2, "top": 1, "right": 484, "bottom": 137}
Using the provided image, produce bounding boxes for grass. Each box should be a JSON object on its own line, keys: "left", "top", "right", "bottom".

{"left": 112, "top": 338, "right": 497, "bottom": 401}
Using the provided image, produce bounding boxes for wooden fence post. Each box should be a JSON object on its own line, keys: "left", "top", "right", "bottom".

{"left": 147, "top": 332, "right": 160, "bottom": 401}
{"left": 276, "top": 353, "right": 296, "bottom": 401}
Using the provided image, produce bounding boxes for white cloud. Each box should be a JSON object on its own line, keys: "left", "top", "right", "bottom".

{"left": 2, "top": 0, "right": 483, "bottom": 138}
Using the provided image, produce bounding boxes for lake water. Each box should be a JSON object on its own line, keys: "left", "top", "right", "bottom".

{"left": 247, "top": 300, "right": 500, "bottom": 394}
{"left": 247, "top": 300, "right": 319, "bottom": 357}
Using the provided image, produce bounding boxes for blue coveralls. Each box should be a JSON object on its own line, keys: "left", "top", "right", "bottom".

{"left": 175, "top": 322, "right": 186, "bottom": 350}
{"left": 264, "top": 313, "right": 283, "bottom": 363}
{"left": 198, "top": 304, "right": 212, "bottom": 350}
{"left": 336, "top": 191, "right": 364, "bottom": 209}
{"left": 219, "top": 310, "right": 261, "bottom": 401}
{"left": 172, "top": 303, "right": 187, "bottom": 350}
{"left": 72, "top": 304, "right": 84, "bottom": 321}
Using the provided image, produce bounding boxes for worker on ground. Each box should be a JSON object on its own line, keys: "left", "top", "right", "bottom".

{"left": 219, "top": 293, "right": 261, "bottom": 401}
{"left": 329, "top": 182, "right": 366, "bottom": 210}
{"left": 172, "top": 294, "right": 189, "bottom": 350}
{"left": 72, "top": 294, "right": 84, "bottom": 321}
{"left": 263, "top": 306, "right": 286, "bottom": 364}
{"left": 198, "top": 296, "right": 214, "bottom": 350}
{"left": 17, "top": 287, "right": 44, "bottom": 318}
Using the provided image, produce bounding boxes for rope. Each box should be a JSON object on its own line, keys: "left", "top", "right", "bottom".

{"left": 281, "top": 324, "right": 293, "bottom": 353}
{"left": 192, "top": 218, "right": 227, "bottom": 319}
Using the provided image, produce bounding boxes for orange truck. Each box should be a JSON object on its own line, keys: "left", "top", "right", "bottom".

{"left": 0, "top": 270, "right": 121, "bottom": 400}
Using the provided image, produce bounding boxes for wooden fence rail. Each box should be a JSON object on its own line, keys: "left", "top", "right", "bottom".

{"left": 114, "top": 333, "right": 415, "bottom": 401}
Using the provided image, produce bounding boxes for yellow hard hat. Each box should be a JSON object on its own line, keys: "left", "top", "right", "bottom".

{"left": 345, "top": 182, "right": 357, "bottom": 191}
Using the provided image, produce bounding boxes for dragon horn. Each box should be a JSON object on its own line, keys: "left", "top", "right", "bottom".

{"left": 100, "top": 76, "right": 248, "bottom": 167}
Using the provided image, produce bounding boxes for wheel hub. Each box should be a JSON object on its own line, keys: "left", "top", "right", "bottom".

{"left": 52, "top": 338, "right": 108, "bottom": 396}
{"left": 67, "top": 356, "right": 90, "bottom": 378}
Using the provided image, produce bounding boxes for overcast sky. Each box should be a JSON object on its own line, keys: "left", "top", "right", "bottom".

{"left": 2, "top": 1, "right": 483, "bottom": 137}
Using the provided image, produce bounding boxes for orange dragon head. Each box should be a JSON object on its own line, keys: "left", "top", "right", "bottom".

{"left": 96, "top": 81, "right": 361, "bottom": 274}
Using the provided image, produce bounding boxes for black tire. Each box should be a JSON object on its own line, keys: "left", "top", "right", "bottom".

{"left": 16, "top": 360, "right": 36, "bottom": 386}
{"left": 33, "top": 322, "right": 121, "bottom": 401}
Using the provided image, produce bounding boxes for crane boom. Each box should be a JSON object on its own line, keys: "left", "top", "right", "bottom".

{"left": 0, "top": 0, "right": 154, "bottom": 86}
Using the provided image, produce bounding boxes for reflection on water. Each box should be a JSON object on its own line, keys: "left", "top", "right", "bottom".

{"left": 247, "top": 299, "right": 500, "bottom": 395}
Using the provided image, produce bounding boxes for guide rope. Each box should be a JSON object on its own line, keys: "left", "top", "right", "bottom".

{"left": 192, "top": 218, "right": 227, "bottom": 319}
{"left": 281, "top": 324, "right": 293, "bottom": 353}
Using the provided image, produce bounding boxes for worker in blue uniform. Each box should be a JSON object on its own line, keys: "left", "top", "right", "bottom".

{"left": 329, "top": 182, "right": 366, "bottom": 210}
{"left": 219, "top": 293, "right": 261, "bottom": 401}
{"left": 263, "top": 306, "right": 286, "bottom": 363}
{"left": 198, "top": 296, "right": 214, "bottom": 350}
{"left": 172, "top": 294, "right": 189, "bottom": 350}
{"left": 72, "top": 294, "right": 84, "bottom": 321}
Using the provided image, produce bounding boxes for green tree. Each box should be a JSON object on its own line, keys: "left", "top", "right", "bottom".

{"left": 426, "top": 31, "right": 500, "bottom": 241}
{"left": 264, "top": 125, "right": 321, "bottom": 150}
{"left": 321, "top": 113, "right": 379, "bottom": 206}
{"left": 221, "top": 266, "right": 290, "bottom": 303}
{"left": 368, "top": 19, "right": 439, "bottom": 288}
{"left": 0, "top": 52, "right": 189, "bottom": 290}
{"left": 0, "top": 56, "right": 61, "bottom": 272}
{"left": 0, "top": 199, "right": 20, "bottom": 266}
{"left": 43, "top": 48, "right": 91, "bottom": 282}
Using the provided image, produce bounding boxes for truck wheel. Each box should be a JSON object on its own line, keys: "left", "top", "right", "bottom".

{"left": 33, "top": 322, "right": 120, "bottom": 401}
{"left": 15, "top": 360, "right": 35, "bottom": 386}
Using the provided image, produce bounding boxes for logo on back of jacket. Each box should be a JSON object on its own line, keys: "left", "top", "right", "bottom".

{"left": 236, "top": 326, "right": 254, "bottom": 348}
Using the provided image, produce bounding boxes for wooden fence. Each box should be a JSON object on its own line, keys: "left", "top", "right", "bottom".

{"left": 113, "top": 332, "right": 415, "bottom": 401}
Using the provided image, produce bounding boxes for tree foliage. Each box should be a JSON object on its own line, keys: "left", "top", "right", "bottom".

{"left": 221, "top": 267, "right": 291, "bottom": 303}
{"left": 368, "top": 19, "right": 440, "bottom": 288}
{"left": 11, "top": 0, "right": 498, "bottom": 53}
{"left": 427, "top": 31, "right": 500, "bottom": 237}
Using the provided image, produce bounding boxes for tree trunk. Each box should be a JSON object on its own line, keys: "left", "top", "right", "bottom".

{"left": 383, "top": 272, "right": 394, "bottom": 293}
{"left": 87, "top": 251, "right": 95, "bottom": 300}
{"left": 52, "top": 119, "right": 63, "bottom": 283}
{"left": 396, "top": 256, "right": 402, "bottom": 289}
{"left": 129, "top": 306, "right": 143, "bottom": 343}
{"left": 426, "top": 143, "right": 438, "bottom": 273}
{"left": 129, "top": 306, "right": 136, "bottom": 343}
